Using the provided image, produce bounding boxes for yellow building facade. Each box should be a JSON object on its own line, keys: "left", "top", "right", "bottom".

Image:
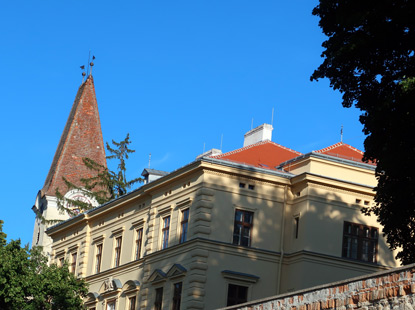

{"left": 46, "top": 128, "right": 399, "bottom": 310}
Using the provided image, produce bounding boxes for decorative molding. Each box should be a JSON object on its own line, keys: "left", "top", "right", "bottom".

{"left": 157, "top": 205, "right": 172, "bottom": 216}
{"left": 148, "top": 269, "right": 167, "bottom": 285}
{"left": 166, "top": 264, "right": 187, "bottom": 279}
{"left": 92, "top": 234, "right": 105, "bottom": 243}
{"left": 176, "top": 197, "right": 192, "bottom": 208}
{"left": 111, "top": 226, "right": 124, "bottom": 236}
{"left": 203, "top": 169, "right": 287, "bottom": 188}
{"left": 131, "top": 218, "right": 145, "bottom": 228}
{"left": 221, "top": 270, "right": 260, "bottom": 284}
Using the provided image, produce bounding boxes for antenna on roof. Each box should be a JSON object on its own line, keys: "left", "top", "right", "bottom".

{"left": 148, "top": 153, "right": 151, "bottom": 168}
{"left": 271, "top": 107, "right": 274, "bottom": 127}
{"left": 220, "top": 134, "right": 223, "bottom": 151}
{"left": 251, "top": 118, "right": 254, "bottom": 130}
{"left": 340, "top": 125, "right": 344, "bottom": 143}
{"left": 203, "top": 142, "right": 205, "bottom": 154}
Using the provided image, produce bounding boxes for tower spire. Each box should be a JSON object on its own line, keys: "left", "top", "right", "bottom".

{"left": 33, "top": 75, "right": 107, "bottom": 258}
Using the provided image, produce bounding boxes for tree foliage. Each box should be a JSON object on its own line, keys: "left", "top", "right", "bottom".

{"left": 0, "top": 221, "right": 88, "bottom": 309}
{"left": 311, "top": 0, "right": 415, "bottom": 264}
{"left": 53, "top": 133, "right": 142, "bottom": 220}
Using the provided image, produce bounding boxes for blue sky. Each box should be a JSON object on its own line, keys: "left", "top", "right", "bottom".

{"left": 0, "top": 1, "right": 366, "bottom": 246}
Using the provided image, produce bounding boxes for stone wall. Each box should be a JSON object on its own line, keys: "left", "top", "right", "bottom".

{"left": 222, "top": 264, "right": 415, "bottom": 310}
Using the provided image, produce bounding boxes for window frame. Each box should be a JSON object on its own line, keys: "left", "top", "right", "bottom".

{"left": 106, "top": 299, "right": 116, "bottom": 310}
{"left": 135, "top": 228, "right": 143, "bottom": 260}
{"left": 95, "top": 243, "right": 103, "bottom": 274}
{"left": 226, "top": 283, "right": 249, "bottom": 306}
{"left": 161, "top": 216, "right": 170, "bottom": 250}
{"left": 180, "top": 208, "right": 189, "bottom": 244}
{"left": 128, "top": 296, "right": 136, "bottom": 310}
{"left": 154, "top": 287, "right": 163, "bottom": 310}
{"left": 172, "top": 282, "right": 182, "bottom": 310}
{"left": 71, "top": 251, "right": 77, "bottom": 274}
{"left": 114, "top": 236, "right": 122, "bottom": 267}
{"left": 342, "top": 221, "right": 378, "bottom": 263}
{"left": 232, "top": 209, "right": 254, "bottom": 247}
{"left": 293, "top": 214, "right": 300, "bottom": 239}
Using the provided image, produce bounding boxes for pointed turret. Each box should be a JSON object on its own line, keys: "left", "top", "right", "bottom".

{"left": 32, "top": 75, "right": 106, "bottom": 258}
{"left": 41, "top": 75, "right": 106, "bottom": 197}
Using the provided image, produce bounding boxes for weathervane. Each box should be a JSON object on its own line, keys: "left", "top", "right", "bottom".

{"left": 89, "top": 55, "right": 95, "bottom": 75}
{"left": 80, "top": 65, "right": 86, "bottom": 82}
{"left": 80, "top": 52, "right": 96, "bottom": 82}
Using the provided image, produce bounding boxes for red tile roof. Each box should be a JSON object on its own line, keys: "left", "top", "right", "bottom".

{"left": 41, "top": 75, "right": 107, "bottom": 196}
{"left": 211, "top": 140, "right": 302, "bottom": 170}
{"left": 314, "top": 142, "right": 369, "bottom": 164}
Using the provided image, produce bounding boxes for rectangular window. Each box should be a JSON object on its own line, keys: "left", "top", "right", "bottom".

{"left": 227, "top": 284, "right": 248, "bottom": 306}
{"left": 233, "top": 210, "right": 254, "bottom": 247}
{"left": 95, "top": 244, "right": 102, "bottom": 273}
{"left": 135, "top": 228, "right": 143, "bottom": 260}
{"left": 71, "top": 252, "right": 77, "bottom": 274}
{"left": 106, "top": 300, "right": 116, "bottom": 310}
{"left": 342, "top": 222, "right": 378, "bottom": 263}
{"left": 162, "top": 216, "right": 170, "bottom": 249}
{"left": 180, "top": 209, "right": 189, "bottom": 244}
{"left": 114, "top": 236, "right": 122, "bottom": 267}
{"left": 129, "top": 296, "right": 136, "bottom": 310}
{"left": 59, "top": 257, "right": 64, "bottom": 267}
{"left": 154, "top": 287, "right": 163, "bottom": 310}
{"left": 172, "top": 282, "right": 182, "bottom": 310}
{"left": 294, "top": 216, "right": 300, "bottom": 239}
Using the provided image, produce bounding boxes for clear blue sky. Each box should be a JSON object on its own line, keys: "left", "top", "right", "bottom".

{"left": 0, "top": 1, "right": 366, "bottom": 246}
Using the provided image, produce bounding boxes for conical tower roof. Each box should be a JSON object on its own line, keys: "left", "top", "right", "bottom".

{"left": 41, "top": 75, "right": 107, "bottom": 197}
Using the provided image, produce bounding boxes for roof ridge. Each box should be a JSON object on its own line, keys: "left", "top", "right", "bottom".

{"left": 314, "top": 142, "right": 363, "bottom": 155}
{"left": 212, "top": 140, "right": 302, "bottom": 159}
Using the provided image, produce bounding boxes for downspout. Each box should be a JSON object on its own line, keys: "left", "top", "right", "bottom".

{"left": 276, "top": 184, "right": 288, "bottom": 294}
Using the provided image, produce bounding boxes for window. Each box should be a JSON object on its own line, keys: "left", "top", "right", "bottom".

{"left": 180, "top": 209, "right": 189, "bottom": 244}
{"left": 233, "top": 210, "right": 253, "bottom": 247}
{"left": 71, "top": 252, "right": 77, "bottom": 274}
{"left": 106, "top": 300, "right": 116, "bottom": 310}
{"left": 227, "top": 284, "right": 248, "bottom": 306}
{"left": 95, "top": 244, "right": 102, "bottom": 273}
{"left": 114, "top": 236, "right": 122, "bottom": 267}
{"left": 162, "top": 216, "right": 170, "bottom": 249}
{"left": 59, "top": 257, "right": 64, "bottom": 267}
{"left": 294, "top": 216, "right": 300, "bottom": 239}
{"left": 172, "top": 282, "right": 182, "bottom": 310}
{"left": 135, "top": 228, "right": 143, "bottom": 260}
{"left": 129, "top": 296, "right": 136, "bottom": 310}
{"left": 154, "top": 287, "right": 163, "bottom": 310}
{"left": 342, "top": 222, "right": 378, "bottom": 263}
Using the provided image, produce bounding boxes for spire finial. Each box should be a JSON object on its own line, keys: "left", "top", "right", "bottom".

{"left": 89, "top": 55, "right": 95, "bottom": 75}
{"left": 340, "top": 125, "right": 344, "bottom": 143}
{"left": 80, "top": 65, "right": 86, "bottom": 82}
{"left": 86, "top": 51, "right": 96, "bottom": 76}
{"left": 148, "top": 153, "right": 151, "bottom": 168}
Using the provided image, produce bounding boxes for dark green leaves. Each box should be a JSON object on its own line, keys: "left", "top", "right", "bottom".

{"left": 312, "top": 0, "right": 415, "bottom": 264}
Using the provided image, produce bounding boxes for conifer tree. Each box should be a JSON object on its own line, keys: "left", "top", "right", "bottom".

{"left": 42, "top": 134, "right": 142, "bottom": 223}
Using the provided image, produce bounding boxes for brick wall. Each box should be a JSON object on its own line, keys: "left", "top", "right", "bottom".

{"left": 222, "top": 264, "right": 415, "bottom": 310}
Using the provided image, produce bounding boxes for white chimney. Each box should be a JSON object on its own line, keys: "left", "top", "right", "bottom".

{"left": 243, "top": 123, "right": 273, "bottom": 147}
